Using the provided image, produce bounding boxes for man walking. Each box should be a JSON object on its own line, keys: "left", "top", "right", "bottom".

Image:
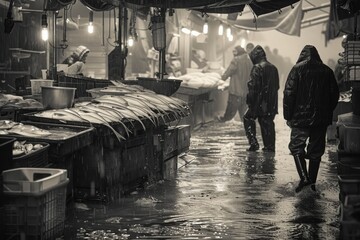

{"left": 217, "top": 45, "right": 253, "bottom": 122}
{"left": 283, "top": 45, "right": 339, "bottom": 193}
{"left": 244, "top": 45, "right": 279, "bottom": 152}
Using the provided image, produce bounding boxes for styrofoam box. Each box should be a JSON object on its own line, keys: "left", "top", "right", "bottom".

{"left": 2, "top": 168, "right": 68, "bottom": 194}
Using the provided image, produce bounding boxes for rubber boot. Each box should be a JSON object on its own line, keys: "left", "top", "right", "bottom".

{"left": 294, "top": 155, "right": 311, "bottom": 193}
{"left": 244, "top": 116, "right": 259, "bottom": 151}
{"left": 309, "top": 159, "right": 321, "bottom": 192}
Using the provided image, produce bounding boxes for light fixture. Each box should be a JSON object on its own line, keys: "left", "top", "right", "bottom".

{"left": 88, "top": 11, "right": 94, "bottom": 34}
{"left": 203, "top": 20, "right": 208, "bottom": 34}
{"left": 218, "top": 23, "right": 223, "bottom": 36}
{"left": 191, "top": 30, "right": 200, "bottom": 37}
{"left": 128, "top": 36, "right": 134, "bottom": 47}
{"left": 41, "top": 13, "right": 48, "bottom": 41}
{"left": 226, "top": 27, "right": 231, "bottom": 38}
{"left": 181, "top": 27, "right": 191, "bottom": 35}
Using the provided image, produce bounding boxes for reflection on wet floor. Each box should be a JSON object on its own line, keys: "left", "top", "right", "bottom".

{"left": 64, "top": 117, "right": 340, "bottom": 239}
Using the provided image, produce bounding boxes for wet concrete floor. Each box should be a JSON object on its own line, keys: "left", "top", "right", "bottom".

{"left": 64, "top": 116, "right": 341, "bottom": 239}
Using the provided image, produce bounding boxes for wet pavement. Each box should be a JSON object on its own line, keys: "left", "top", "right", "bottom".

{"left": 64, "top": 115, "right": 341, "bottom": 239}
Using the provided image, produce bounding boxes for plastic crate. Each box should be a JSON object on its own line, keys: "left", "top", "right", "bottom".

{"left": 337, "top": 154, "right": 360, "bottom": 175}
{"left": 57, "top": 74, "right": 111, "bottom": 98}
{"left": 2, "top": 168, "right": 68, "bottom": 193}
{"left": 13, "top": 142, "right": 50, "bottom": 168}
{"left": 2, "top": 168, "right": 68, "bottom": 240}
{"left": 0, "top": 108, "right": 17, "bottom": 120}
{"left": 340, "top": 221, "right": 360, "bottom": 240}
{"left": 3, "top": 179, "right": 69, "bottom": 240}
{"left": 0, "top": 137, "right": 16, "bottom": 173}
{"left": 338, "top": 175, "right": 360, "bottom": 203}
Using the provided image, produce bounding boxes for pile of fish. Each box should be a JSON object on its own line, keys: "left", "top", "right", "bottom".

{"left": 34, "top": 90, "right": 190, "bottom": 142}
{"left": 0, "top": 120, "right": 52, "bottom": 137}
{"left": 0, "top": 93, "right": 43, "bottom": 109}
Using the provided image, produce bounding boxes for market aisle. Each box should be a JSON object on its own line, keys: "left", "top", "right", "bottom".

{"left": 64, "top": 115, "right": 341, "bottom": 239}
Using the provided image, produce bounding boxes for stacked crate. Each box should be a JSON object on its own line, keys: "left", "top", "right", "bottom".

{"left": 336, "top": 112, "right": 360, "bottom": 239}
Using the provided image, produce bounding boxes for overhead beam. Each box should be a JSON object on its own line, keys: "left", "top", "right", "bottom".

{"left": 301, "top": 14, "right": 328, "bottom": 24}
{"left": 303, "top": 2, "right": 331, "bottom": 12}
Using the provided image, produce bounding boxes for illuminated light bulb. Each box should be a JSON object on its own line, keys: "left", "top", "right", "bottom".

{"left": 41, "top": 13, "right": 48, "bottom": 41}
{"left": 218, "top": 23, "right": 223, "bottom": 36}
{"left": 181, "top": 27, "right": 191, "bottom": 34}
{"left": 226, "top": 27, "right": 231, "bottom": 38}
{"left": 128, "top": 36, "right": 134, "bottom": 47}
{"left": 41, "top": 28, "right": 48, "bottom": 41}
{"left": 88, "top": 22, "right": 94, "bottom": 33}
{"left": 88, "top": 11, "right": 94, "bottom": 34}
{"left": 203, "top": 22, "right": 208, "bottom": 34}
{"left": 191, "top": 30, "right": 200, "bottom": 37}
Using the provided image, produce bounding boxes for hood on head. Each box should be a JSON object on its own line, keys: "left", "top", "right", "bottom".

{"left": 234, "top": 46, "right": 246, "bottom": 56}
{"left": 249, "top": 45, "right": 266, "bottom": 64}
{"left": 296, "top": 45, "right": 322, "bottom": 64}
{"left": 74, "top": 45, "right": 90, "bottom": 61}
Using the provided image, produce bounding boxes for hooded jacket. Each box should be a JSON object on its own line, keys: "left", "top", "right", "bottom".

{"left": 221, "top": 46, "right": 253, "bottom": 97}
{"left": 247, "top": 45, "right": 279, "bottom": 116}
{"left": 283, "top": 45, "right": 339, "bottom": 127}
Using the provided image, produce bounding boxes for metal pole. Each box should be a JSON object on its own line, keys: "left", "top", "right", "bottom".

{"left": 53, "top": 11, "right": 57, "bottom": 81}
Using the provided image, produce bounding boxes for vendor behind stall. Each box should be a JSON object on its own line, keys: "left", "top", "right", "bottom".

{"left": 62, "top": 45, "right": 90, "bottom": 75}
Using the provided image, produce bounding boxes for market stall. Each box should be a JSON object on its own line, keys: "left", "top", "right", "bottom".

{"left": 13, "top": 82, "right": 190, "bottom": 202}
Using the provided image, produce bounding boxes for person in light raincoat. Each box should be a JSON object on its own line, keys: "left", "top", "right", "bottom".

{"left": 283, "top": 45, "right": 339, "bottom": 193}
{"left": 244, "top": 45, "right": 279, "bottom": 152}
{"left": 62, "top": 45, "right": 90, "bottom": 75}
{"left": 217, "top": 45, "right": 253, "bottom": 123}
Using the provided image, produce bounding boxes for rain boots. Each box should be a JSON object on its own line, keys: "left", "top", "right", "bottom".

{"left": 294, "top": 155, "right": 311, "bottom": 193}
{"left": 309, "top": 158, "right": 321, "bottom": 192}
{"left": 244, "top": 116, "right": 259, "bottom": 151}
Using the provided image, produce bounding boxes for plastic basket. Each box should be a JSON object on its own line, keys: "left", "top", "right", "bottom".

{"left": 58, "top": 75, "right": 111, "bottom": 98}
{"left": 3, "top": 179, "right": 69, "bottom": 240}
{"left": 341, "top": 221, "right": 360, "bottom": 240}
{"left": 338, "top": 175, "right": 360, "bottom": 203}
{"left": 13, "top": 142, "right": 50, "bottom": 168}
{"left": 0, "top": 137, "right": 16, "bottom": 173}
{"left": 2, "top": 168, "right": 68, "bottom": 194}
{"left": 337, "top": 155, "right": 360, "bottom": 175}
{"left": 0, "top": 108, "right": 17, "bottom": 120}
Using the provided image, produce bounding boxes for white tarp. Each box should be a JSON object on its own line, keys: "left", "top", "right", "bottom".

{"left": 212, "top": 1, "right": 303, "bottom": 36}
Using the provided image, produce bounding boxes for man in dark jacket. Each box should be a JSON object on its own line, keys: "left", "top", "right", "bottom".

{"left": 244, "top": 45, "right": 279, "bottom": 152}
{"left": 283, "top": 45, "right": 339, "bottom": 193}
{"left": 218, "top": 45, "right": 253, "bottom": 122}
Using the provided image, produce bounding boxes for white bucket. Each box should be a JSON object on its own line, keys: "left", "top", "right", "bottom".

{"left": 30, "top": 79, "right": 54, "bottom": 95}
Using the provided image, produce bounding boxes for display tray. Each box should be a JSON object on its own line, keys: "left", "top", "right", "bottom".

{"left": 21, "top": 108, "right": 189, "bottom": 131}
{"left": 1, "top": 121, "right": 94, "bottom": 156}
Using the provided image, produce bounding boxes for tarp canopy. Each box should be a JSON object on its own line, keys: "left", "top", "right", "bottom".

{"left": 75, "top": 0, "right": 300, "bottom": 16}
{"left": 205, "top": 1, "right": 303, "bottom": 36}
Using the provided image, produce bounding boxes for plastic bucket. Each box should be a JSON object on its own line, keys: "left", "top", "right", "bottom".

{"left": 30, "top": 79, "right": 54, "bottom": 95}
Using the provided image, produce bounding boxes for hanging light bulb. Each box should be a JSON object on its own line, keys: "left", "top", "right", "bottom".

{"left": 226, "top": 27, "right": 231, "bottom": 38}
{"left": 128, "top": 36, "right": 134, "bottom": 47}
{"left": 203, "top": 21, "right": 208, "bottom": 34}
{"left": 41, "top": 13, "right": 48, "bottom": 41}
{"left": 181, "top": 27, "right": 191, "bottom": 35}
{"left": 88, "top": 11, "right": 94, "bottom": 34}
{"left": 218, "top": 23, "right": 223, "bottom": 36}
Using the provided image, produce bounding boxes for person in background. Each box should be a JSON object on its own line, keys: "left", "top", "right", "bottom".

{"left": 217, "top": 45, "right": 253, "bottom": 123}
{"left": 62, "top": 45, "right": 90, "bottom": 75}
{"left": 244, "top": 45, "right": 279, "bottom": 152}
{"left": 246, "top": 42, "right": 254, "bottom": 55}
{"left": 190, "top": 49, "right": 208, "bottom": 70}
{"left": 283, "top": 45, "right": 339, "bottom": 193}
